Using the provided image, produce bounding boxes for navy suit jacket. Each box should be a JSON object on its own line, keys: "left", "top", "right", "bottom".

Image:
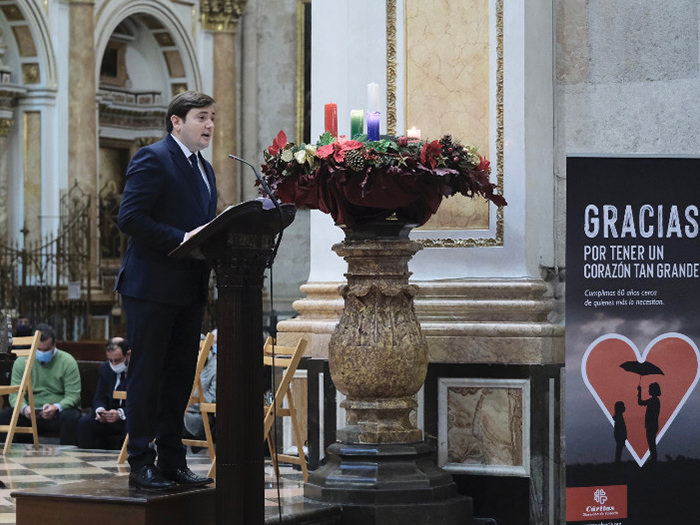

{"left": 92, "top": 361, "right": 126, "bottom": 415}
{"left": 115, "top": 135, "right": 217, "bottom": 306}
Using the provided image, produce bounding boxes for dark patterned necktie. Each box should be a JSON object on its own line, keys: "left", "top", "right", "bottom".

{"left": 189, "top": 153, "right": 210, "bottom": 208}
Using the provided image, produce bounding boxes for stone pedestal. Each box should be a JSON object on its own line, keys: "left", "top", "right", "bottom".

{"left": 304, "top": 220, "right": 471, "bottom": 524}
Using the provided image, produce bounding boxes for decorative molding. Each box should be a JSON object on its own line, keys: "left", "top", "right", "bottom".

{"left": 0, "top": 118, "right": 12, "bottom": 137}
{"left": 295, "top": 0, "right": 311, "bottom": 145}
{"left": 200, "top": 0, "right": 247, "bottom": 33}
{"left": 385, "top": 0, "right": 397, "bottom": 135}
{"left": 21, "top": 63, "right": 40, "bottom": 84}
{"left": 417, "top": 0, "right": 505, "bottom": 249}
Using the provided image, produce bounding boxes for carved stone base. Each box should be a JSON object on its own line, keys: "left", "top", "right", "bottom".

{"left": 338, "top": 397, "right": 422, "bottom": 443}
{"left": 305, "top": 442, "right": 472, "bottom": 525}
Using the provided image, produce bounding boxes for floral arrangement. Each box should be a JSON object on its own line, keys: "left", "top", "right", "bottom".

{"left": 260, "top": 130, "right": 507, "bottom": 228}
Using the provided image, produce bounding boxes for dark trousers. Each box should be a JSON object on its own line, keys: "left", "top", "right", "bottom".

{"left": 77, "top": 414, "right": 126, "bottom": 449}
{"left": 0, "top": 406, "right": 81, "bottom": 445}
{"left": 122, "top": 295, "right": 202, "bottom": 471}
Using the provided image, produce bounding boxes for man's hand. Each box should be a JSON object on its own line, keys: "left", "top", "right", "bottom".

{"left": 183, "top": 224, "right": 205, "bottom": 243}
{"left": 40, "top": 403, "right": 58, "bottom": 420}
{"left": 21, "top": 405, "right": 32, "bottom": 419}
{"left": 100, "top": 410, "right": 120, "bottom": 423}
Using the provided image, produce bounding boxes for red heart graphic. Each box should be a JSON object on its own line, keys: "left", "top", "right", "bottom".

{"left": 582, "top": 333, "right": 700, "bottom": 466}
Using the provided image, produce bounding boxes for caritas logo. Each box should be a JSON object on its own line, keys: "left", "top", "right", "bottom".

{"left": 566, "top": 485, "right": 627, "bottom": 522}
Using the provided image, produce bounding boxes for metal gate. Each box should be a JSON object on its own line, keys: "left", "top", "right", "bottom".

{"left": 0, "top": 182, "right": 91, "bottom": 340}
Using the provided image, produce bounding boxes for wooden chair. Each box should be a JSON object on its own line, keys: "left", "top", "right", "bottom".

{"left": 207, "top": 336, "right": 309, "bottom": 480}
{"left": 0, "top": 330, "right": 41, "bottom": 454}
{"left": 181, "top": 332, "right": 216, "bottom": 477}
{"left": 116, "top": 333, "right": 216, "bottom": 476}
{"left": 263, "top": 336, "right": 309, "bottom": 481}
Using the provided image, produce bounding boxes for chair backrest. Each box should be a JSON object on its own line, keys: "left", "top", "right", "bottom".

{"left": 9, "top": 330, "right": 41, "bottom": 405}
{"left": 188, "top": 332, "right": 215, "bottom": 405}
{"left": 263, "top": 337, "right": 307, "bottom": 421}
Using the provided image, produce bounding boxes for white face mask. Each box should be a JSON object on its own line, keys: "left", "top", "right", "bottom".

{"left": 110, "top": 361, "right": 127, "bottom": 374}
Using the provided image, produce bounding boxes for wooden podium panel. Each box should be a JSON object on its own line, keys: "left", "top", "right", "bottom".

{"left": 12, "top": 477, "right": 215, "bottom": 525}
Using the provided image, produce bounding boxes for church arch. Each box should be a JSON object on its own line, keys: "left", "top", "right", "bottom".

{"left": 0, "top": 0, "right": 56, "bottom": 88}
{"left": 95, "top": 1, "right": 202, "bottom": 96}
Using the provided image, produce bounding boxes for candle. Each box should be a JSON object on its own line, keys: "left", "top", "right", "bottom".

{"left": 367, "top": 111, "right": 381, "bottom": 141}
{"left": 406, "top": 126, "right": 421, "bottom": 140}
{"left": 350, "top": 109, "right": 364, "bottom": 138}
{"left": 324, "top": 103, "right": 338, "bottom": 137}
{"left": 366, "top": 82, "right": 380, "bottom": 113}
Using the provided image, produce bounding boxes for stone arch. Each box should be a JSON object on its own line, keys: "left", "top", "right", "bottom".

{"left": 0, "top": 1, "right": 57, "bottom": 88}
{"left": 95, "top": 1, "right": 202, "bottom": 96}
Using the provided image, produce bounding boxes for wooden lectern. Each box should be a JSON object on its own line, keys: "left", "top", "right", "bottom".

{"left": 171, "top": 199, "right": 296, "bottom": 524}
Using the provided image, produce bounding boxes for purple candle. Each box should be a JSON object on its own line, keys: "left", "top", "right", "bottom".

{"left": 367, "top": 111, "right": 380, "bottom": 141}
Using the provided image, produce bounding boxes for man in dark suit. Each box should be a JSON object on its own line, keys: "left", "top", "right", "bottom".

{"left": 76, "top": 337, "right": 130, "bottom": 449}
{"left": 116, "top": 91, "right": 217, "bottom": 490}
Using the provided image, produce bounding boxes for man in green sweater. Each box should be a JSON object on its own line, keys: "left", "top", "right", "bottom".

{"left": 0, "top": 323, "right": 81, "bottom": 445}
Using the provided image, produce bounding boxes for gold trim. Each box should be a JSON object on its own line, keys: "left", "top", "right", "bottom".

{"left": 295, "top": 0, "right": 310, "bottom": 145}
{"left": 386, "top": 0, "right": 397, "bottom": 135}
{"left": 417, "top": 0, "right": 505, "bottom": 249}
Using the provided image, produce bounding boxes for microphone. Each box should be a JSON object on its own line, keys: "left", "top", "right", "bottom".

{"left": 228, "top": 154, "right": 277, "bottom": 203}
{"left": 228, "top": 154, "right": 284, "bottom": 268}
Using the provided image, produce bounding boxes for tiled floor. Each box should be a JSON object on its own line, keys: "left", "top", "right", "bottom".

{"left": 0, "top": 444, "right": 308, "bottom": 524}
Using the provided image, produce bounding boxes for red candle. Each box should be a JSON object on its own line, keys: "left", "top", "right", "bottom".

{"left": 324, "top": 103, "right": 338, "bottom": 137}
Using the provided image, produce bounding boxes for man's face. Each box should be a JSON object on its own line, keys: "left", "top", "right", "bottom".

{"left": 170, "top": 105, "right": 215, "bottom": 153}
{"left": 106, "top": 349, "right": 130, "bottom": 367}
{"left": 37, "top": 338, "right": 55, "bottom": 353}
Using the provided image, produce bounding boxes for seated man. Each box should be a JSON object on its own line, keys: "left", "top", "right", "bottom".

{"left": 77, "top": 337, "right": 130, "bottom": 449}
{"left": 0, "top": 323, "right": 82, "bottom": 445}
{"left": 184, "top": 331, "right": 217, "bottom": 443}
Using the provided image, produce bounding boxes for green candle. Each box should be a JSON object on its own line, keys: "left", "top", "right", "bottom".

{"left": 350, "top": 109, "right": 364, "bottom": 139}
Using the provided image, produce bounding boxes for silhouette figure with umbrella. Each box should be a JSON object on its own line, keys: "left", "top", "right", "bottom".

{"left": 619, "top": 360, "right": 664, "bottom": 385}
{"left": 620, "top": 360, "right": 663, "bottom": 464}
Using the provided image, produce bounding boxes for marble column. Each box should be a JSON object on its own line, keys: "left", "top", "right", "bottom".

{"left": 68, "top": 0, "right": 97, "bottom": 268}
{"left": 201, "top": 0, "right": 248, "bottom": 207}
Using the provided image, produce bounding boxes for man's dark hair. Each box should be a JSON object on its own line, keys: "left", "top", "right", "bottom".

{"left": 165, "top": 91, "right": 216, "bottom": 133}
{"left": 106, "top": 337, "right": 130, "bottom": 356}
{"left": 35, "top": 323, "right": 55, "bottom": 343}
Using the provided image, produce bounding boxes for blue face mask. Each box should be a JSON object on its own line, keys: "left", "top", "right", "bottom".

{"left": 212, "top": 344, "right": 217, "bottom": 355}
{"left": 36, "top": 348, "right": 55, "bottom": 364}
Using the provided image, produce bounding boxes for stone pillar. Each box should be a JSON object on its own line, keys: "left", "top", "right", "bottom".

{"left": 68, "top": 0, "right": 97, "bottom": 267}
{"left": 0, "top": 28, "right": 16, "bottom": 243}
{"left": 0, "top": 116, "right": 12, "bottom": 243}
{"left": 201, "top": 0, "right": 248, "bottom": 207}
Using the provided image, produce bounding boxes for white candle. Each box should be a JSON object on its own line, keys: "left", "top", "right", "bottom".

{"left": 367, "top": 82, "right": 381, "bottom": 113}
{"left": 406, "top": 127, "right": 421, "bottom": 139}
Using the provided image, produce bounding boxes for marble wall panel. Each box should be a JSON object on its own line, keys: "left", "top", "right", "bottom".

{"left": 438, "top": 377, "right": 530, "bottom": 475}
{"left": 406, "top": 0, "right": 490, "bottom": 230}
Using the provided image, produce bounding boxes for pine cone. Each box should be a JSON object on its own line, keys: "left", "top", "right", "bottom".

{"left": 345, "top": 149, "right": 366, "bottom": 172}
{"left": 439, "top": 134, "right": 453, "bottom": 147}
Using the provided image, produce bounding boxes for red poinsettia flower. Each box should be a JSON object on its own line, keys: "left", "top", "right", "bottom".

{"left": 476, "top": 155, "right": 490, "bottom": 173}
{"left": 316, "top": 139, "right": 364, "bottom": 164}
{"left": 420, "top": 140, "right": 442, "bottom": 169}
{"left": 268, "top": 130, "right": 288, "bottom": 156}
